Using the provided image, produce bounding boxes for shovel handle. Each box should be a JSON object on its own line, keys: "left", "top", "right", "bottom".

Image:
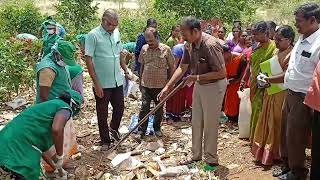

{"left": 110, "top": 79, "right": 187, "bottom": 152}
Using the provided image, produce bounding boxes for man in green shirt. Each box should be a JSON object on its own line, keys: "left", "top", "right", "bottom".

{"left": 85, "top": 9, "right": 131, "bottom": 150}
{"left": 0, "top": 90, "right": 82, "bottom": 180}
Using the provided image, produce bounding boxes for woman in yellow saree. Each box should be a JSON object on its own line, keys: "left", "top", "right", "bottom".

{"left": 249, "top": 21, "right": 276, "bottom": 142}
{"left": 252, "top": 25, "right": 295, "bottom": 165}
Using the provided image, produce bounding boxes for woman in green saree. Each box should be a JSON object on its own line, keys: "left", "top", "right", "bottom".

{"left": 249, "top": 21, "right": 276, "bottom": 142}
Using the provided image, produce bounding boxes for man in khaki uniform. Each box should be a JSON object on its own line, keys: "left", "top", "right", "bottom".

{"left": 159, "top": 16, "right": 227, "bottom": 167}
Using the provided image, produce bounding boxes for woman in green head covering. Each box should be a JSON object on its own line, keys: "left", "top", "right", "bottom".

{"left": 0, "top": 90, "right": 82, "bottom": 180}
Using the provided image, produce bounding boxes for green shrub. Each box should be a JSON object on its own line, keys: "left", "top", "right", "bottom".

{"left": 154, "top": 0, "right": 257, "bottom": 24}
{"left": 0, "top": 0, "right": 43, "bottom": 36}
{"left": 55, "top": 0, "right": 100, "bottom": 35}
{"left": 0, "top": 38, "right": 42, "bottom": 100}
{"left": 119, "top": 0, "right": 179, "bottom": 43}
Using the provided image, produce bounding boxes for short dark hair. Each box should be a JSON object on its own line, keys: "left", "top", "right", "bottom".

{"left": 180, "top": 16, "right": 201, "bottom": 31}
{"left": 232, "top": 26, "right": 242, "bottom": 32}
{"left": 233, "top": 20, "right": 242, "bottom": 27}
{"left": 147, "top": 18, "right": 157, "bottom": 27}
{"left": 266, "top": 21, "right": 277, "bottom": 30}
{"left": 276, "top": 25, "right": 295, "bottom": 45}
{"left": 294, "top": 3, "right": 320, "bottom": 23}
{"left": 253, "top": 21, "right": 269, "bottom": 34}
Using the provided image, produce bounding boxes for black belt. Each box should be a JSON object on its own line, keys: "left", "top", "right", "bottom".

{"left": 288, "top": 89, "right": 306, "bottom": 98}
{"left": 198, "top": 78, "right": 226, "bottom": 85}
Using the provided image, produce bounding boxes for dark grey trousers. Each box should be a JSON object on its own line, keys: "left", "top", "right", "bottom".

{"left": 280, "top": 90, "right": 312, "bottom": 175}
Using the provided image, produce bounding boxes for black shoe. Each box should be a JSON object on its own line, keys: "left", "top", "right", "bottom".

{"left": 279, "top": 171, "right": 307, "bottom": 180}
{"left": 110, "top": 129, "right": 121, "bottom": 142}
{"left": 273, "top": 165, "right": 290, "bottom": 177}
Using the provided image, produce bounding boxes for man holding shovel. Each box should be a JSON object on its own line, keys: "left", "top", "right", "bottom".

{"left": 158, "top": 16, "right": 227, "bottom": 167}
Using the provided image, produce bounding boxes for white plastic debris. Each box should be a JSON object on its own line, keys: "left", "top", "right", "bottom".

{"left": 159, "top": 165, "right": 189, "bottom": 177}
{"left": 118, "top": 156, "right": 143, "bottom": 170}
{"left": 155, "top": 148, "right": 165, "bottom": 155}
{"left": 6, "top": 97, "right": 27, "bottom": 109}
{"left": 181, "top": 127, "right": 192, "bottom": 135}
{"left": 143, "top": 150, "right": 151, "bottom": 156}
{"left": 119, "top": 125, "right": 129, "bottom": 134}
{"left": 227, "top": 163, "right": 240, "bottom": 169}
{"left": 0, "top": 125, "right": 4, "bottom": 131}
{"left": 71, "top": 152, "right": 81, "bottom": 160}
{"left": 222, "top": 134, "right": 230, "bottom": 139}
{"left": 190, "top": 167, "right": 199, "bottom": 174}
{"left": 92, "top": 145, "right": 101, "bottom": 151}
{"left": 90, "top": 116, "right": 98, "bottom": 125}
{"left": 103, "top": 173, "right": 112, "bottom": 180}
{"left": 111, "top": 152, "right": 132, "bottom": 167}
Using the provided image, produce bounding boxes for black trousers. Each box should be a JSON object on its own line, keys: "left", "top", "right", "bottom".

{"left": 311, "top": 110, "right": 320, "bottom": 180}
{"left": 139, "top": 87, "right": 163, "bottom": 133}
{"left": 94, "top": 86, "right": 124, "bottom": 144}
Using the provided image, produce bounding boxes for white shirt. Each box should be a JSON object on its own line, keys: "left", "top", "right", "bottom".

{"left": 284, "top": 28, "right": 320, "bottom": 94}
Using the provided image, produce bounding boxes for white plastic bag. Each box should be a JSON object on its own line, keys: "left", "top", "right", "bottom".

{"left": 237, "top": 88, "right": 251, "bottom": 138}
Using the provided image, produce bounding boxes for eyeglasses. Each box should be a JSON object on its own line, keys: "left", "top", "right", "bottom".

{"left": 105, "top": 19, "right": 118, "bottom": 27}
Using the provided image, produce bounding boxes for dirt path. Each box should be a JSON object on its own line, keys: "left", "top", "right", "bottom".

{"left": 0, "top": 74, "right": 306, "bottom": 180}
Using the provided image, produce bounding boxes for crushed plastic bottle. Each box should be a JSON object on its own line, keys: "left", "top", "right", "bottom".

{"left": 128, "top": 114, "right": 155, "bottom": 135}
{"left": 219, "top": 111, "right": 228, "bottom": 123}
{"left": 146, "top": 115, "right": 155, "bottom": 135}
{"left": 128, "top": 114, "right": 139, "bottom": 133}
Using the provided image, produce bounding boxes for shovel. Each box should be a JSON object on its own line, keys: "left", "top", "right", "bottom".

{"left": 107, "top": 79, "right": 188, "bottom": 154}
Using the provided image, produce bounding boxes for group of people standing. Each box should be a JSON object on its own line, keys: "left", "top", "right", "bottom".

{"left": 1, "top": 2, "right": 320, "bottom": 180}
{"left": 222, "top": 3, "right": 320, "bottom": 180}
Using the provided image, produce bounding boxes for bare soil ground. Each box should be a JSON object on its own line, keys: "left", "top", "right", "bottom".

{"left": 0, "top": 73, "right": 311, "bottom": 180}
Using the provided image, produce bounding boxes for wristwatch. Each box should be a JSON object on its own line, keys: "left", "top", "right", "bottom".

{"left": 197, "top": 75, "right": 200, "bottom": 82}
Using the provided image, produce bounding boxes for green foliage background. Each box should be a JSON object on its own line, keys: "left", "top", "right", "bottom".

{"left": 0, "top": 0, "right": 319, "bottom": 100}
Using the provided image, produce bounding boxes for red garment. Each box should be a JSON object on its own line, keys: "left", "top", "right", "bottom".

{"left": 185, "top": 83, "right": 194, "bottom": 108}
{"left": 242, "top": 47, "right": 252, "bottom": 88}
{"left": 166, "top": 88, "right": 186, "bottom": 117}
{"left": 224, "top": 55, "right": 242, "bottom": 117}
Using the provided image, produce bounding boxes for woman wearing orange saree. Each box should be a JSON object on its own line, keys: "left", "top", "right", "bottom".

{"left": 223, "top": 45, "right": 247, "bottom": 122}
{"left": 252, "top": 26, "right": 295, "bottom": 165}
{"left": 248, "top": 21, "right": 276, "bottom": 142}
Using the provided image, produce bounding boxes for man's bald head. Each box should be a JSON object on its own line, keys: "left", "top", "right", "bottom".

{"left": 101, "top": 9, "right": 119, "bottom": 33}
{"left": 144, "top": 27, "right": 159, "bottom": 49}
{"left": 144, "top": 27, "right": 157, "bottom": 38}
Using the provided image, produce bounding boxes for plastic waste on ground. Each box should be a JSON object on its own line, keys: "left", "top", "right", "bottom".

{"left": 6, "top": 97, "right": 27, "bottom": 109}
{"left": 111, "top": 152, "right": 143, "bottom": 171}
{"left": 219, "top": 111, "right": 228, "bottom": 123}
{"left": 129, "top": 114, "right": 154, "bottom": 135}
{"left": 203, "top": 164, "right": 218, "bottom": 172}
{"left": 181, "top": 127, "right": 192, "bottom": 135}
{"left": 237, "top": 88, "right": 251, "bottom": 139}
